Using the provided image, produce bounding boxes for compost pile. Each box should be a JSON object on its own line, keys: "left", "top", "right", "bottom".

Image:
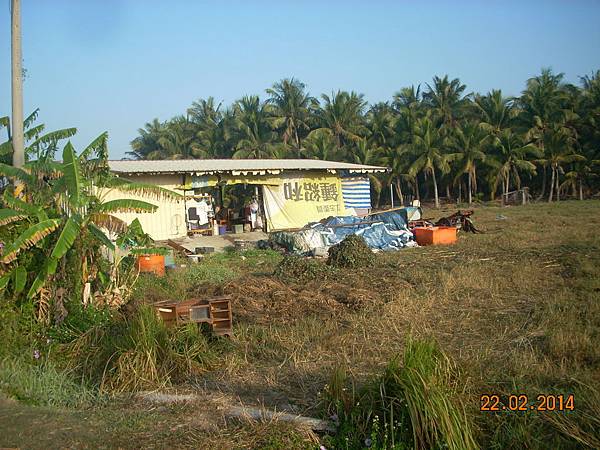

{"left": 327, "top": 235, "right": 375, "bottom": 268}
{"left": 274, "top": 255, "right": 336, "bottom": 283}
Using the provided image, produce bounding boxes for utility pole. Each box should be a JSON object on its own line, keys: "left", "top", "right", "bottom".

{"left": 11, "top": 0, "right": 25, "bottom": 169}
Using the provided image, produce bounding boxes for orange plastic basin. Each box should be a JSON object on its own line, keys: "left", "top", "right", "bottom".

{"left": 413, "top": 226, "right": 457, "bottom": 246}
{"left": 137, "top": 254, "right": 165, "bottom": 276}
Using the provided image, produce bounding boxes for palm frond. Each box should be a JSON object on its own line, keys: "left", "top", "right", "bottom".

{"left": 1, "top": 219, "right": 61, "bottom": 264}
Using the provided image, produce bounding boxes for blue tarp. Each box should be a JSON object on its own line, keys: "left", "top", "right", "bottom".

{"left": 270, "top": 209, "right": 418, "bottom": 254}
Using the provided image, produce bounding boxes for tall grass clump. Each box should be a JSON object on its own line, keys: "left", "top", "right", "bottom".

{"left": 0, "top": 304, "right": 99, "bottom": 407}
{"left": 324, "top": 338, "right": 477, "bottom": 450}
{"left": 0, "top": 357, "right": 97, "bottom": 407}
{"left": 66, "top": 305, "right": 224, "bottom": 392}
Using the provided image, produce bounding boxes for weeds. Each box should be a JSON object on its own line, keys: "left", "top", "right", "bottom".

{"left": 66, "top": 305, "right": 225, "bottom": 392}
{"left": 324, "top": 338, "right": 477, "bottom": 450}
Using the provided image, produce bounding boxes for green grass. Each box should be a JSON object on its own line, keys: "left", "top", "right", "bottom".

{"left": 324, "top": 338, "right": 476, "bottom": 450}
{"left": 0, "top": 357, "right": 98, "bottom": 408}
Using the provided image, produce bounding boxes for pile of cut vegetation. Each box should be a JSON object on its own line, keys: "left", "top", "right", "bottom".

{"left": 219, "top": 275, "right": 346, "bottom": 324}
{"left": 327, "top": 234, "right": 374, "bottom": 268}
{"left": 274, "top": 255, "right": 336, "bottom": 283}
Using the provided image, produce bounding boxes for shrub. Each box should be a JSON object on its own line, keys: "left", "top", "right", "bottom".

{"left": 327, "top": 235, "right": 374, "bottom": 268}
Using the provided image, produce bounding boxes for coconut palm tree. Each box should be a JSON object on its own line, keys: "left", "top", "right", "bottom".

{"left": 231, "top": 96, "right": 279, "bottom": 159}
{"left": 385, "top": 145, "right": 413, "bottom": 205}
{"left": 156, "top": 116, "right": 199, "bottom": 159}
{"left": 266, "top": 78, "right": 313, "bottom": 155}
{"left": 518, "top": 68, "right": 573, "bottom": 199}
{"left": 423, "top": 75, "right": 469, "bottom": 130}
{"left": 312, "top": 90, "right": 368, "bottom": 149}
{"left": 367, "top": 102, "right": 395, "bottom": 149}
{"left": 392, "top": 86, "right": 424, "bottom": 146}
{"left": 535, "top": 126, "right": 584, "bottom": 202}
{"left": 448, "top": 122, "right": 490, "bottom": 204}
{"left": 490, "top": 129, "right": 540, "bottom": 200}
{"left": 474, "top": 90, "right": 516, "bottom": 135}
{"left": 351, "top": 138, "right": 384, "bottom": 206}
{"left": 128, "top": 119, "right": 168, "bottom": 160}
{"left": 408, "top": 116, "right": 450, "bottom": 208}
{"left": 301, "top": 129, "right": 342, "bottom": 161}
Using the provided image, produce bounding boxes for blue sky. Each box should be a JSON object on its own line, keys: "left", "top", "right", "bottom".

{"left": 1, "top": 0, "right": 600, "bottom": 159}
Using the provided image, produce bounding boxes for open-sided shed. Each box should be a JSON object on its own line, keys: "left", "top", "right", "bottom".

{"left": 106, "top": 159, "right": 388, "bottom": 240}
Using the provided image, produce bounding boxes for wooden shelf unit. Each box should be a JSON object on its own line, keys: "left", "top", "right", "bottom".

{"left": 153, "top": 296, "right": 233, "bottom": 336}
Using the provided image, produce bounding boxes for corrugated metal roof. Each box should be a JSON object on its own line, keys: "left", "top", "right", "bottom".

{"left": 108, "top": 159, "right": 388, "bottom": 175}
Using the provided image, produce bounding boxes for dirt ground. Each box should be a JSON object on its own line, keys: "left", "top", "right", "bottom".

{"left": 2, "top": 200, "right": 599, "bottom": 449}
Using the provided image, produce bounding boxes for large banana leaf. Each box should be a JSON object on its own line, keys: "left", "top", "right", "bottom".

{"left": 24, "top": 124, "right": 45, "bottom": 141}
{"left": 26, "top": 128, "right": 77, "bottom": 152}
{"left": 89, "top": 213, "right": 128, "bottom": 234}
{"left": 95, "top": 199, "right": 157, "bottom": 214}
{"left": 104, "top": 177, "right": 183, "bottom": 200}
{"left": 79, "top": 132, "right": 108, "bottom": 161}
{"left": 23, "top": 109, "right": 39, "bottom": 129}
{"left": 0, "top": 141, "right": 12, "bottom": 156}
{"left": 1, "top": 219, "right": 60, "bottom": 264}
{"left": 0, "top": 163, "right": 34, "bottom": 185}
{"left": 62, "top": 142, "right": 82, "bottom": 206}
{"left": 87, "top": 222, "right": 115, "bottom": 251}
{"left": 13, "top": 266, "right": 27, "bottom": 294}
{"left": 26, "top": 257, "right": 58, "bottom": 299}
{"left": 50, "top": 215, "right": 81, "bottom": 260}
{"left": 0, "top": 273, "right": 9, "bottom": 290}
{"left": 2, "top": 190, "right": 41, "bottom": 215}
{"left": 0, "top": 209, "right": 28, "bottom": 226}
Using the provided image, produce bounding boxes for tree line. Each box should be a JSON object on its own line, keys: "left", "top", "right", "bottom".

{"left": 129, "top": 69, "right": 600, "bottom": 206}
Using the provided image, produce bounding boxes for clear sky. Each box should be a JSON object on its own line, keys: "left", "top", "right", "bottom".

{"left": 1, "top": 0, "right": 600, "bottom": 159}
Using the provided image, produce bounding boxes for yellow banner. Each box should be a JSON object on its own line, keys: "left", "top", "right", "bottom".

{"left": 263, "top": 173, "right": 350, "bottom": 231}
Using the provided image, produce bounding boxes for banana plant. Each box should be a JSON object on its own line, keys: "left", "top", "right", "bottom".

{"left": 0, "top": 138, "right": 179, "bottom": 303}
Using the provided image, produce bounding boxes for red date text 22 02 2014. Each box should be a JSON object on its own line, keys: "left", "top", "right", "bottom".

{"left": 480, "top": 394, "right": 574, "bottom": 412}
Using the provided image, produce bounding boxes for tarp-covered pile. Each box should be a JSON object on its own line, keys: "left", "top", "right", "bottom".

{"left": 270, "top": 208, "right": 419, "bottom": 254}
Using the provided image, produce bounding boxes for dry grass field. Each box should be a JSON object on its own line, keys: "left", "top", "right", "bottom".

{"left": 1, "top": 200, "right": 599, "bottom": 449}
